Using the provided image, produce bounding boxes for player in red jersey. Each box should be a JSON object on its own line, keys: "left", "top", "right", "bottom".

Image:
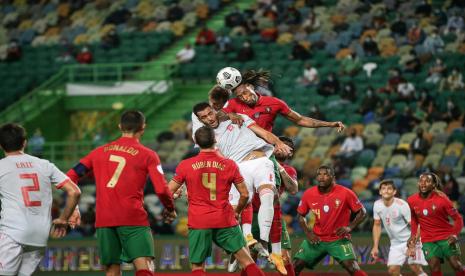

{"left": 66, "top": 110, "right": 176, "bottom": 276}
{"left": 294, "top": 165, "right": 368, "bottom": 276}
{"left": 168, "top": 126, "right": 266, "bottom": 276}
{"left": 407, "top": 173, "right": 465, "bottom": 276}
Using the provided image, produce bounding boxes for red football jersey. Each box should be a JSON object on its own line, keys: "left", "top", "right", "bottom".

{"left": 173, "top": 151, "right": 244, "bottom": 229}
{"left": 252, "top": 162, "right": 297, "bottom": 212}
{"left": 67, "top": 137, "right": 174, "bottom": 228}
{"left": 223, "top": 95, "right": 291, "bottom": 132}
{"left": 407, "top": 191, "right": 463, "bottom": 243}
{"left": 297, "top": 184, "right": 363, "bottom": 242}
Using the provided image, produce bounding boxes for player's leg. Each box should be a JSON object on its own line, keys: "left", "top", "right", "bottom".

{"left": 0, "top": 232, "right": 24, "bottom": 275}
{"left": 407, "top": 242, "right": 428, "bottom": 276}
{"left": 387, "top": 243, "right": 407, "bottom": 276}
{"left": 422, "top": 241, "right": 444, "bottom": 275}
{"left": 231, "top": 166, "right": 255, "bottom": 244}
{"left": 96, "top": 227, "right": 123, "bottom": 276}
{"left": 326, "top": 239, "right": 367, "bottom": 276}
{"left": 293, "top": 239, "right": 326, "bottom": 276}
{"left": 188, "top": 229, "right": 213, "bottom": 275}
{"left": 442, "top": 240, "right": 465, "bottom": 274}
{"left": 116, "top": 226, "right": 155, "bottom": 276}
{"left": 17, "top": 246, "right": 44, "bottom": 276}
{"left": 281, "top": 218, "right": 295, "bottom": 276}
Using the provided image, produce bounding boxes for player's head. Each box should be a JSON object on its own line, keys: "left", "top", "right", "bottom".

{"left": 119, "top": 110, "right": 146, "bottom": 134}
{"left": 233, "top": 70, "right": 271, "bottom": 106}
{"left": 208, "top": 85, "right": 229, "bottom": 111}
{"left": 0, "top": 123, "right": 27, "bottom": 153}
{"left": 194, "top": 126, "right": 216, "bottom": 149}
{"left": 275, "top": 136, "right": 295, "bottom": 161}
{"left": 316, "top": 165, "right": 335, "bottom": 188}
{"left": 193, "top": 102, "right": 219, "bottom": 128}
{"left": 418, "top": 172, "right": 442, "bottom": 195}
{"left": 378, "top": 179, "right": 397, "bottom": 200}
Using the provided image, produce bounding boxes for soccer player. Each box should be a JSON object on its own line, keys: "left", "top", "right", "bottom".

{"left": 168, "top": 126, "right": 266, "bottom": 276}
{"left": 67, "top": 110, "right": 176, "bottom": 276}
{"left": 371, "top": 180, "right": 427, "bottom": 276}
{"left": 293, "top": 165, "right": 368, "bottom": 276}
{"left": 0, "top": 123, "right": 81, "bottom": 276}
{"left": 407, "top": 173, "right": 465, "bottom": 276}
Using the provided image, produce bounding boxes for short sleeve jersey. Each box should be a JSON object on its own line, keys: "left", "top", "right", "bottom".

{"left": 173, "top": 151, "right": 244, "bottom": 229}
{"left": 373, "top": 198, "right": 411, "bottom": 245}
{"left": 0, "top": 154, "right": 69, "bottom": 246}
{"left": 77, "top": 137, "right": 173, "bottom": 228}
{"left": 223, "top": 96, "right": 291, "bottom": 132}
{"left": 407, "top": 191, "right": 460, "bottom": 243}
{"left": 297, "top": 184, "right": 363, "bottom": 242}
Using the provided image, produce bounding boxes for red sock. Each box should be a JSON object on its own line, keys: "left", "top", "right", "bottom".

{"left": 284, "top": 263, "right": 295, "bottom": 276}
{"left": 245, "top": 263, "right": 265, "bottom": 276}
{"left": 456, "top": 271, "right": 465, "bottom": 276}
{"left": 241, "top": 204, "right": 253, "bottom": 224}
{"left": 191, "top": 269, "right": 206, "bottom": 276}
{"left": 432, "top": 272, "right": 443, "bottom": 276}
{"left": 240, "top": 269, "right": 248, "bottom": 276}
{"left": 135, "top": 269, "right": 153, "bottom": 276}
{"left": 270, "top": 205, "right": 282, "bottom": 243}
{"left": 353, "top": 270, "right": 368, "bottom": 276}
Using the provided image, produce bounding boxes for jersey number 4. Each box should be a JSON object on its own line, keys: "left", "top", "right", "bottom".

{"left": 107, "top": 155, "right": 126, "bottom": 188}
{"left": 202, "top": 173, "right": 217, "bottom": 200}
{"left": 20, "top": 173, "right": 41, "bottom": 207}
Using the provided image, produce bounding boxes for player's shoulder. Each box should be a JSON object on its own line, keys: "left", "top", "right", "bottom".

{"left": 433, "top": 190, "right": 452, "bottom": 201}
{"left": 304, "top": 185, "right": 318, "bottom": 196}
{"left": 394, "top": 198, "right": 408, "bottom": 206}
{"left": 373, "top": 199, "right": 383, "bottom": 209}
{"left": 407, "top": 193, "right": 419, "bottom": 203}
{"left": 335, "top": 184, "right": 354, "bottom": 194}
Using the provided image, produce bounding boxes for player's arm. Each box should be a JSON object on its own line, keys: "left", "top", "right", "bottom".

{"left": 444, "top": 196, "right": 464, "bottom": 244}
{"left": 345, "top": 207, "right": 367, "bottom": 233}
{"left": 277, "top": 164, "right": 298, "bottom": 195}
{"left": 248, "top": 123, "right": 292, "bottom": 155}
{"left": 371, "top": 219, "right": 382, "bottom": 259}
{"left": 336, "top": 191, "right": 367, "bottom": 236}
{"left": 284, "top": 109, "right": 345, "bottom": 132}
{"left": 233, "top": 181, "right": 249, "bottom": 217}
{"left": 147, "top": 153, "right": 176, "bottom": 221}
{"left": 51, "top": 180, "right": 81, "bottom": 238}
{"left": 168, "top": 179, "right": 184, "bottom": 199}
{"left": 297, "top": 193, "right": 320, "bottom": 244}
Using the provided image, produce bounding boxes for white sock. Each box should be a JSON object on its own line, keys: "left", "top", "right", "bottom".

{"left": 242, "top": 223, "right": 252, "bottom": 237}
{"left": 271, "top": 242, "right": 281, "bottom": 255}
{"left": 418, "top": 273, "right": 427, "bottom": 276}
{"left": 258, "top": 189, "right": 274, "bottom": 242}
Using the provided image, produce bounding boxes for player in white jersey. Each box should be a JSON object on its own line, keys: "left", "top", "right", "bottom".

{"left": 192, "top": 102, "right": 291, "bottom": 260}
{"left": 0, "top": 123, "right": 81, "bottom": 276}
{"left": 371, "top": 180, "right": 427, "bottom": 276}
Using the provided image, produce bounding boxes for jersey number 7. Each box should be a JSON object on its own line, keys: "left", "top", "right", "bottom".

{"left": 107, "top": 155, "right": 126, "bottom": 188}
{"left": 20, "top": 173, "right": 41, "bottom": 207}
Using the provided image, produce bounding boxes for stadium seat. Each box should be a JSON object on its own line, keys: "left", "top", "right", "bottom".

{"left": 383, "top": 133, "right": 400, "bottom": 145}
{"left": 445, "top": 142, "right": 464, "bottom": 157}
{"left": 387, "top": 154, "right": 407, "bottom": 168}
{"left": 429, "top": 121, "right": 448, "bottom": 136}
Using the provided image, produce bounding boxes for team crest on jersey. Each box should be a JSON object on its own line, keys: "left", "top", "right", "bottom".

{"left": 422, "top": 209, "right": 428, "bottom": 216}
{"left": 432, "top": 204, "right": 436, "bottom": 211}
{"left": 335, "top": 199, "right": 341, "bottom": 208}
{"left": 323, "top": 205, "right": 330, "bottom": 213}
{"left": 253, "top": 112, "right": 260, "bottom": 119}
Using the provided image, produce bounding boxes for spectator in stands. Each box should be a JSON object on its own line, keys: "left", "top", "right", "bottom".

{"left": 176, "top": 44, "right": 195, "bottom": 63}
{"left": 376, "top": 98, "right": 397, "bottom": 132}
{"left": 317, "top": 73, "right": 339, "bottom": 96}
{"left": 307, "top": 105, "right": 326, "bottom": 121}
{"left": 302, "top": 10, "right": 320, "bottom": 32}
{"left": 403, "top": 50, "right": 422, "bottom": 74}
{"left": 167, "top": 3, "right": 184, "bottom": 22}
{"left": 410, "top": 128, "right": 429, "bottom": 156}
{"left": 76, "top": 46, "right": 93, "bottom": 64}
{"left": 30, "top": 128, "right": 45, "bottom": 158}
{"left": 391, "top": 15, "right": 407, "bottom": 37}
{"left": 225, "top": 6, "right": 245, "bottom": 28}
{"left": 440, "top": 67, "right": 464, "bottom": 91}
{"left": 289, "top": 41, "right": 310, "bottom": 60}
{"left": 442, "top": 98, "right": 462, "bottom": 122}
{"left": 283, "top": 6, "right": 301, "bottom": 26}
{"left": 415, "top": 0, "right": 432, "bottom": 17}
{"left": 296, "top": 63, "right": 319, "bottom": 86}
{"left": 236, "top": 39, "right": 254, "bottom": 61}
{"left": 417, "top": 88, "right": 433, "bottom": 108}
{"left": 340, "top": 53, "right": 361, "bottom": 76}
{"left": 426, "top": 58, "right": 446, "bottom": 84}
{"left": 397, "top": 106, "right": 417, "bottom": 134}
{"left": 56, "top": 38, "right": 75, "bottom": 63}
{"left": 215, "top": 31, "right": 232, "bottom": 53}
{"left": 407, "top": 23, "right": 425, "bottom": 45}
{"left": 397, "top": 79, "right": 415, "bottom": 101}
{"left": 6, "top": 40, "right": 21, "bottom": 62}
{"left": 101, "top": 29, "right": 120, "bottom": 50}
{"left": 423, "top": 30, "right": 444, "bottom": 54}
{"left": 335, "top": 128, "right": 364, "bottom": 162}
{"left": 104, "top": 7, "right": 131, "bottom": 25}
{"left": 195, "top": 25, "right": 216, "bottom": 46}
{"left": 362, "top": 36, "right": 379, "bottom": 56}
{"left": 358, "top": 87, "right": 380, "bottom": 115}
{"left": 341, "top": 82, "right": 356, "bottom": 102}
{"left": 441, "top": 171, "right": 460, "bottom": 201}
{"left": 380, "top": 67, "right": 403, "bottom": 93}
{"left": 444, "top": 12, "right": 464, "bottom": 35}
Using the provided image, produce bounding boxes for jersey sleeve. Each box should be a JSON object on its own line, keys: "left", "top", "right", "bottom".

{"left": 297, "top": 191, "right": 310, "bottom": 216}
{"left": 66, "top": 151, "right": 94, "bottom": 183}
{"left": 47, "top": 161, "right": 70, "bottom": 189}
{"left": 172, "top": 161, "right": 186, "bottom": 184}
{"left": 400, "top": 200, "right": 411, "bottom": 223}
{"left": 373, "top": 201, "right": 380, "bottom": 220}
{"left": 284, "top": 165, "right": 298, "bottom": 181}
{"left": 442, "top": 195, "right": 464, "bottom": 236}
{"left": 222, "top": 99, "right": 236, "bottom": 113}
{"left": 147, "top": 151, "right": 175, "bottom": 211}
{"left": 240, "top": 114, "right": 256, "bottom": 128}
{"left": 345, "top": 188, "right": 363, "bottom": 212}
{"left": 276, "top": 97, "right": 292, "bottom": 115}
{"left": 407, "top": 197, "right": 418, "bottom": 237}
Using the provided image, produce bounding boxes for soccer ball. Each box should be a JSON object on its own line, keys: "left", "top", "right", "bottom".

{"left": 216, "top": 67, "right": 242, "bottom": 90}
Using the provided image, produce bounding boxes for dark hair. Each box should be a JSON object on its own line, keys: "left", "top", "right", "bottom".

{"left": 239, "top": 69, "right": 272, "bottom": 88}
{"left": 194, "top": 126, "right": 215, "bottom": 149}
{"left": 0, "top": 123, "right": 27, "bottom": 152}
{"left": 193, "top": 102, "right": 211, "bottom": 117}
{"left": 316, "top": 165, "right": 335, "bottom": 177}
{"left": 278, "top": 136, "right": 295, "bottom": 151}
{"left": 208, "top": 85, "right": 229, "bottom": 103}
{"left": 421, "top": 172, "right": 443, "bottom": 191}
{"left": 379, "top": 179, "right": 397, "bottom": 191}
{"left": 120, "top": 110, "right": 145, "bottom": 133}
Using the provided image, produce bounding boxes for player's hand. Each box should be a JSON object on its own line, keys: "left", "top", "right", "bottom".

{"left": 229, "top": 113, "right": 244, "bottom": 127}
{"left": 370, "top": 247, "right": 379, "bottom": 260}
{"left": 335, "top": 226, "right": 351, "bottom": 236}
{"left": 50, "top": 218, "right": 69, "bottom": 238}
{"left": 332, "top": 121, "right": 345, "bottom": 132}
{"left": 306, "top": 231, "right": 320, "bottom": 244}
{"left": 407, "top": 237, "right": 417, "bottom": 249}
{"left": 68, "top": 207, "right": 81, "bottom": 229}
{"left": 406, "top": 245, "right": 416, "bottom": 258}
{"left": 173, "top": 187, "right": 183, "bottom": 200}
{"left": 275, "top": 141, "right": 292, "bottom": 156}
{"left": 162, "top": 209, "right": 177, "bottom": 224}
{"left": 448, "top": 234, "right": 458, "bottom": 245}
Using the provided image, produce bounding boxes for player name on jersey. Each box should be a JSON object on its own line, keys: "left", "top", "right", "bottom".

{"left": 103, "top": 144, "right": 139, "bottom": 156}
{"left": 15, "top": 162, "right": 34, "bottom": 168}
{"left": 191, "top": 161, "right": 225, "bottom": 171}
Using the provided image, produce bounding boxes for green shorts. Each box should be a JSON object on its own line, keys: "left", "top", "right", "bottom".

{"left": 252, "top": 212, "right": 291, "bottom": 250}
{"left": 269, "top": 155, "right": 281, "bottom": 188}
{"left": 294, "top": 239, "right": 356, "bottom": 269}
{"left": 422, "top": 239, "right": 461, "bottom": 261}
{"left": 96, "top": 226, "right": 154, "bottom": 266}
{"left": 188, "top": 226, "right": 246, "bottom": 264}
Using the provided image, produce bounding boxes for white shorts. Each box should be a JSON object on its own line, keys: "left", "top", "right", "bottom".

{"left": 0, "top": 232, "right": 44, "bottom": 276}
{"left": 229, "top": 157, "right": 276, "bottom": 206}
{"left": 387, "top": 242, "right": 428, "bottom": 266}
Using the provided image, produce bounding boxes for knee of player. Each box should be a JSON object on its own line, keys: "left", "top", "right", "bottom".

{"left": 388, "top": 265, "right": 400, "bottom": 275}
{"left": 450, "top": 259, "right": 465, "bottom": 271}
{"left": 408, "top": 264, "right": 423, "bottom": 274}
{"left": 293, "top": 259, "right": 306, "bottom": 274}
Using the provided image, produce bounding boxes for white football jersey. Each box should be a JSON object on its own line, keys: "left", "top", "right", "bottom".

{"left": 373, "top": 198, "right": 411, "bottom": 245}
{"left": 0, "top": 154, "right": 68, "bottom": 247}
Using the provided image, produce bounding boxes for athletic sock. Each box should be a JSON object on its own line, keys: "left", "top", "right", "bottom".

{"left": 431, "top": 272, "right": 443, "bottom": 276}
{"left": 245, "top": 263, "right": 266, "bottom": 276}
{"left": 284, "top": 263, "right": 295, "bottom": 276}
{"left": 271, "top": 242, "right": 282, "bottom": 255}
{"left": 242, "top": 223, "right": 252, "bottom": 237}
{"left": 353, "top": 270, "right": 368, "bottom": 276}
{"left": 135, "top": 269, "right": 153, "bottom": 276}
{"left": 456, "top": 270, "right": 465, "bottom": 276}
{"left": 241, "top": 204, "right": 253, "bottom": 224}
{"left": 258, "top": 189, "right": 274, "bottom": 242}
{"left": 270, "top": 205, "right": 282, "bottom": 244}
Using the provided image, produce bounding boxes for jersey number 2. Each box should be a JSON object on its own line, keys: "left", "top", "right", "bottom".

{"left": 202, "top": 173, "right": 217, "bottom": 200}
{"left": 20, "top": 173, "right": 41, "bottom": 207}
{"left": 107, "top": 155, "right": 126, "bottom": 188}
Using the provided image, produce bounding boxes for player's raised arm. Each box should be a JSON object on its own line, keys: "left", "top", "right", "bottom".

{"left": 277, "top": 163, "right": 298, "bottom": 195}
{"left": 247, "top": 123, "right": 291, "bottom": 155}
{"left": 284, "top": 109, "right": 345, "bottom": 132}
{"left": 51, "top": 179, "right": 81, "bottom": 238}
